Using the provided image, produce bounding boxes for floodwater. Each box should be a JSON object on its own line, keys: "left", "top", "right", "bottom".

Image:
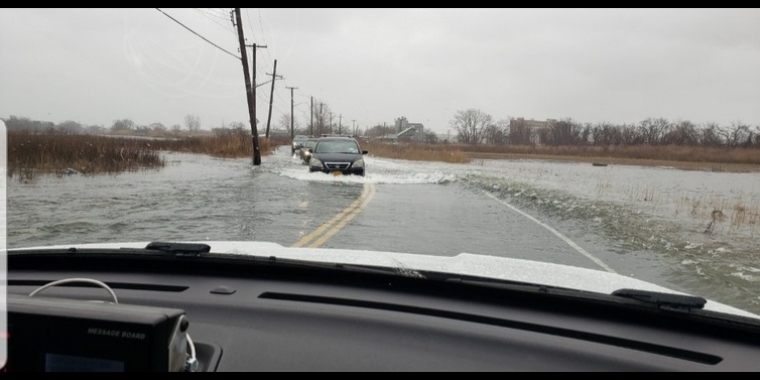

{"left": 7, "top": 146, "right": 760, "bottom": 315}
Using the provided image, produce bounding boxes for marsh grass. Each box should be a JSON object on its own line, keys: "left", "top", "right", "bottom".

{"left": 145, "top": 129, "right": 282, "bottom": 158}
{"left": 594, "top": 177, "right": 759, "bottom": 237}
{"left": 674, "top": 194, "right": 760, "bottom": 234}
{"left": 359, "top": 141, "right": 760, "bottom": 171}
{"left": 460, "top": 144, "right": 760, "bottom": 166}
{"left": 7, "top": 130, "right": 284, "bottom": 182}
{"left": 362, "top": 141, "right": 470, "bottom": 163}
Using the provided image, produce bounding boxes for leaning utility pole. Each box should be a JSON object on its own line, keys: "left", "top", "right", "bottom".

{"left": 265, "top": 59, "right": 283, "bottom": 138}
{"left": 234, "top": 8, "right": 261, "bottom": 165}
{"left": 286, "top": 86, "right": 298, "bottom": 152}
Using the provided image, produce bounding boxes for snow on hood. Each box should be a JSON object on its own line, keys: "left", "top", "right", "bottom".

{"left": 10, "top": 240, "right": 760, "bottom": 320}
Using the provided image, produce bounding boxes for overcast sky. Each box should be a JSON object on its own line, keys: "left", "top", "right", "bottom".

{"left": 1, "top": 8, "right": 759, "bottom": 134}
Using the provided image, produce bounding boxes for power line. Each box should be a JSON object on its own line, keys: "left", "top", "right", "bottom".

{"left": 194, "top": 8, "right": 237, "bottom": 35}
{"left": 256, "top": 9, "right": 276, "bottom": 69}
{"left": 245, "top": 9, "right": 273, "bottom": 79}
{"left": 241, "top": 9, "right": 289, "bottom": 106}
{"left": 196, "top": 8, "right": 231, "bottom": 21}
{"left": 156, "top": 8, "right": 240, "bottom": 61}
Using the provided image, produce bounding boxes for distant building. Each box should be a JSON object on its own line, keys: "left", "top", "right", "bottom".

{"left": 394, "top": 116, "right": 426, "bottom": 142}
{"left": 509, "top": 117, "right": 557, "bottom": 145}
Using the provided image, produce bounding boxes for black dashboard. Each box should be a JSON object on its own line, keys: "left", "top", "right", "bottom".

{"left": 6, "top": 251, "right": 760, "bottom": 372}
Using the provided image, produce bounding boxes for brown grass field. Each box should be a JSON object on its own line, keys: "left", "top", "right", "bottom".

{"left": 9, "top": 131, "right": 760, "bottom": 182}
{"left": 362, "top": 141, "right": 760, "bottom": 173}
{"left": 7, "top": 130, "right": 285, "bottom": 181}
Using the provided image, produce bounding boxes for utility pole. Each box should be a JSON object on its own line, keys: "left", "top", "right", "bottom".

{"left": 319, "top": 103, "right": 324, "bottom": 135}
{"left": 286, "top": 86, "right": 298, "bottom": 153}
{"left": 234, "top": 8, "right": 261, "bottom": 165}
{"left": 310, "top": 96, "right": 314, "bottom": 137}
{"left": 246, "top": 42, "right": 267, "bottom": 150}
{"left": 246, "top": 43, "right": 268, "bottom": 96}
{"left": 265, "top": 59, "right": 283, "bottom": 138}
{"left": 329, "top": 112, "right": 333, "bottom": 134}
{"left": 338, "top": 114, "right": 342, "bottom": 134}
{"left": 352, "top": 119, "right": 357, "bottom": 136}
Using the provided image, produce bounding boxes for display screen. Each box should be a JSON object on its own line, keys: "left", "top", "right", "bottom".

{"left": 45, "top": 353, "right": 125, "bottom": 372}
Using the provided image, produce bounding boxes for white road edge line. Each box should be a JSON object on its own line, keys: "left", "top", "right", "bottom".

{"left": 483, "top": 190, "right": 617, "bottom": 274}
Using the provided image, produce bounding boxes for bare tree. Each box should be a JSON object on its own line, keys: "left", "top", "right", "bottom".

{"left": 424, "top": 131, "right": 439, "bottom": 144}
{"left": 451, "top": 108, "right": 492, "bottom": 144}
{"left": 365, "top": 124, "right": 395, "bottom": 138}
{"left": 56, "top": 120, "right": 83, "bottom": 134}
{"left": 279, "top": 113, "right": 293, "bottom": 132}
{"left": 111, "top": 119, "right": 134, "bottom": 133}
{"left": 725, "top": 122, "right": 752, "bottom": 149}
{"left": 592, "top": 122, "right": 619, "bottom": 146}
{"left": 700, "top": 122, "right": 724, "bottom": 148}
{"left": 483, "top": 119, "right": 510, "bottom": 144}
{"left": 662, "top": 120, "right": 699, "bottom": 146}
{"left": 150, "top": 122, "right": 167, "bottom": 133}
{"left": 185, "top": 115, "right": 201, "bottom": 132}
{"left": 638, "top": 117, "right": 670, "bottom": 145}
{"left": 312, "top": 100, "right": 331, "bottom": 136}
{"left": 509, "top": 118, "right": 533, "bottom": 145}
{"left": 86, "top": 125, "right": 107, "bottom": 135}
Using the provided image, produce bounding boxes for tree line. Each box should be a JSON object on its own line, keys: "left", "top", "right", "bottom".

{"left": 449, "top": 109, "right": 760, "bottom": 149}
{"left": 7, "top": 108, "right": 759, "bottom": 150}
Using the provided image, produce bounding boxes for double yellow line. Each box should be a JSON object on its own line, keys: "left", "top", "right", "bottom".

{"left": 292, "top": 182, "right": 377, "bottom": 248}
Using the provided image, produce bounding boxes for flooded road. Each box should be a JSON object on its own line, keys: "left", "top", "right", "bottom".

{"left": 7, "top": 146, "right": 760, "bottom": 315}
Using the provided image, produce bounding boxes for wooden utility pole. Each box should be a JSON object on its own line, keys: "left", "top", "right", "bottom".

{"left": 247, "top": 43, "right": 268, "bottom": 110}
{"left": 246, "top": 42, "right": 267, "bottom": 151}
{"left": 310, "top": 96, "right": 313, "bottom": 137}
{"left": 319, "top": 103, "right": 324, "bottom": 135}
{"left": 234, "top": 8, "right": 261, "bottom": 165}
{"left": 286, "top": 86, "right": 298, "bottom": 152}
{"left": 338, "top": 114, "right": 342, "bottom": 134}
{"left": 265, "top": 59, "right": 283, "bottom": 138}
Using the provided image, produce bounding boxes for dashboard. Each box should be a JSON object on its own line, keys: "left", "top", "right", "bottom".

{"left": 5, "top": 252, "right": 760, "bottom": 372}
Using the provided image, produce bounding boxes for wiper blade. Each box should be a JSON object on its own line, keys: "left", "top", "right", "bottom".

{"left": 612, "top": 289, "right": 706, "bottom": 313}
{"left": 7, "top": 242, "right": 211, "bottom": 258}
{"left": 145, "top": 242, "right": 210, "bottom": 256}
{"left": 7, "top": 243, "right": 407, "bottom": 276}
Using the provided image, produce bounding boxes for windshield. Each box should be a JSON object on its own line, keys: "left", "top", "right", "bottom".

{"left": 305, "top": 139, "right": 318, "bottom": 149}
{"left": 314, "top": 140, "right": 360, "bottom": 154}
{"left": 2, "top": 8, "right": 760, "bottom": 321}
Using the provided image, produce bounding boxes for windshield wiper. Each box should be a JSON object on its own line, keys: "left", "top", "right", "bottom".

{"left": 8, "top": 242, "right": 211, "bottom": 258}
{"left": 7, "top": 242, "right": 410, "bottom": 277}
{"left": 145, "top": 242, "right": 210, "bottom": 256}
{"left": 612, "top": 289, "right": 706, "bottom": 313}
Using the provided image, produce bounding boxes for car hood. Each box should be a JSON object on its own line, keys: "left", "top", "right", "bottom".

{"left": 312, "top": 152, "right": 363, "bottom": 162}
{"left": 10, "top": 240, "right": 760, "bottom": 320}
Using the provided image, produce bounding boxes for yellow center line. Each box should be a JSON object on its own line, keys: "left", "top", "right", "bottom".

{"left": 291, "top": 183, "right": 374, "bottom": 248}
{"left": 307, "top": 182, "right": 376, "bottom": 248}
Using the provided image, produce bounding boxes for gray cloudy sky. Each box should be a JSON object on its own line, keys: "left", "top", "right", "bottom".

{"left": 1, "top": 8, "right": 759, "bottom": 134}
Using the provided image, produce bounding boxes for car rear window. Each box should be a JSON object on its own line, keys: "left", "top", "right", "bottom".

{"left": 315, "top": 140, "right": 360, "bottom": 154}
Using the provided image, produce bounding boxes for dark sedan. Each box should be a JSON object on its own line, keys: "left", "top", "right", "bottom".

{"left": 299, "top": 138, "right": 320, "bottom": 164}
{"left": 308, "top": 137, "right": 368, "bottom": 176}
